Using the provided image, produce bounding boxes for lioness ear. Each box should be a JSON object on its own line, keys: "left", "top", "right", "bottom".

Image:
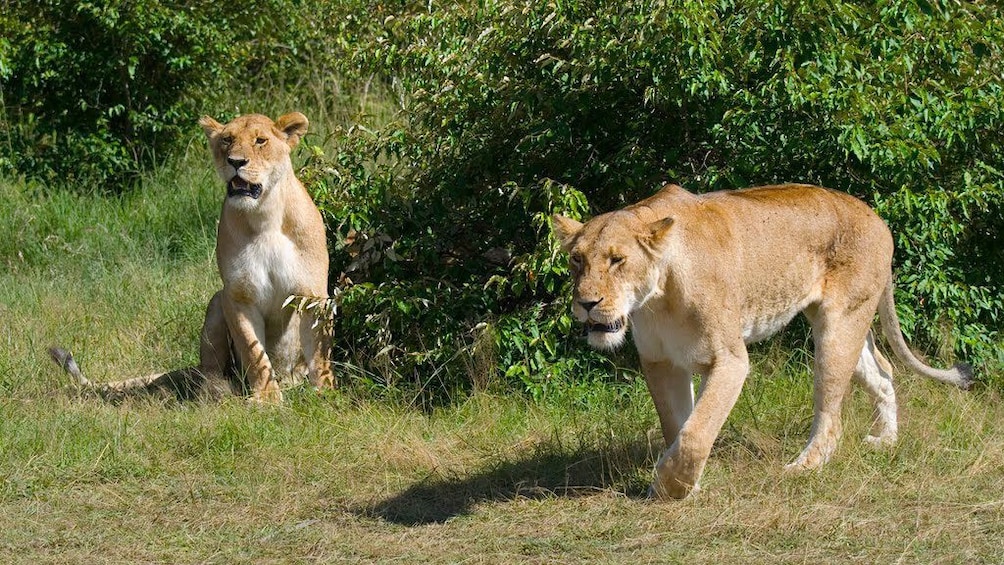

{"left": 198, "top": 116, "right": 223, "bottom": 139}
{"left": 275, "top": 112, "right": 309, "bottom": 148}
{"left": 646, "top": 216, "right": 675, "bottom": 250}
{"left": 551, "top": 214, "right": 584, "bottom": 252}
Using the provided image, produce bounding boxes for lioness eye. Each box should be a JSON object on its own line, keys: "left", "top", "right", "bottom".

{"left": 255, "top": 137, "right": 268, "bottom": 145}
{"left": 610, "top": 256, "right": 624, "bottom": 266}
{"left": 221, "top": 136, "right": 234, "bottom": 146}
{"left": 570, "top": 254, "right": 583, "bottom": 268}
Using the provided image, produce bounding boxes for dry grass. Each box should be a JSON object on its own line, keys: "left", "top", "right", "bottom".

{"left": 2, "top": 349, "right": 1003, "bottom": 563}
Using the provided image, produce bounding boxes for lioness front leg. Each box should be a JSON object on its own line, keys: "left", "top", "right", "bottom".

{"left": 641, "top": 359, "right": 695, "bottom": 446}
{"left": 651, "top": 349, "right": 749, "bottom": 499}
{"left": 223, "top": 296, "right": 282, "bottom": 403}
{"left": 299, "top": 312, "right": 334, "bottom": 390}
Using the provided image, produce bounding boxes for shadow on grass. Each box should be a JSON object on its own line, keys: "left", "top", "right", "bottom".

{"left": 356, "top": 437, "right": 658, "bottom": 525}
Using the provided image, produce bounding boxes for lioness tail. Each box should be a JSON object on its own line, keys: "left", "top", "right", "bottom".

{"left": 48, "top": 347, "right": 91, "bottom": 387}
{"left": 876, "top": 280, "right": 974, "bottom": 389}
{"left": 48, "top": 346, "right": 169, "bottom": 397}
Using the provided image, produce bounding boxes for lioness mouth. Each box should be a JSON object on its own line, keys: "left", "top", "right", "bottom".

{"left": 227, "top": 177, "right": 263, "bottom": 199}
{"left": 586, "top": 319, "right": 625, "bottom": 334}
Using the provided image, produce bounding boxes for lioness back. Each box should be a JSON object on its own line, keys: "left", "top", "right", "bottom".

{"left": 684, "top": 184, "right": 894, "bottom": 337}
{"left": 634, "top": 183, "right": 893, "bottom": 272}
{"left": 619, "top": 185, "right": 890, "bottom": 342}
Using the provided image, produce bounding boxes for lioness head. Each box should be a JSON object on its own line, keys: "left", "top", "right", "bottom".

{"left": 198, "top": 113, "right": 309, "bottom": 209}
{"left": 552, "top": 212, "right": 674, "bottom": 350}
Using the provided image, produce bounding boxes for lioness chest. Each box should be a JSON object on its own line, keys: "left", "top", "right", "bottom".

{"left": 221, "top": 230, "right": 306, "bottom": 315}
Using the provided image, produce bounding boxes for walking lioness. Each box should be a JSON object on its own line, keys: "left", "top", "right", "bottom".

{"left": 51, "top": 113, "right": 333, "bottom": 402}
{"left": 552, "top": 183, "right": 972, "bottom": 499}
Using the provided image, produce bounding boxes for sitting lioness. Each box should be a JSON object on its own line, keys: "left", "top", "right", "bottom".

{"left": 552, "top": 183, "right": 972, "bottom": 499}
{"left": 51, "top": 113, "right": 333, "bottom": 402}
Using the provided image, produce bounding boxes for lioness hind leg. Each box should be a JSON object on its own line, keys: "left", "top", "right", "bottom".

{"left": 197, "top": 291, "right": 239, "bottom": 399}
{"left": 853, "top": 330, "right": 898, "bottom": 447}
{"left": 787, "top": 305, "right": 875, "bottom": 472}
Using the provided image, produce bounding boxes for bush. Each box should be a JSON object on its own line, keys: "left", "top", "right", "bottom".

{"left": 308, "top": 0, "right": 1003, "bottom": 396}
{"left": 4, "top": 0, "right": 1001, "bottom": 396}
{"left": 0, "top": 0, "right": 324, "bottom": 190}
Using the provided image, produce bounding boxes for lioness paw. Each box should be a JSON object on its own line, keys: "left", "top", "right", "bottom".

{"left": 863, "top": 433, "right": 897, "bottom": 448}
{"left": 648, "top": 479, "right": 699, "bottom": 501}
{"left": 248, "top": 383, "right": 284, "bottom": 404}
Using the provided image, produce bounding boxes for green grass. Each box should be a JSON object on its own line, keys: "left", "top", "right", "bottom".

{"left": 1, "top": 377, "right": 1002, "bottom": 562}
{"left": 2, "top": 148, "right": 1004, "bottom": 563}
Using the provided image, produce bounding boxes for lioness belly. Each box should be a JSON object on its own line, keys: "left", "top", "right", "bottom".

{"left": 736, "top": 252, "right": 826, "bottom": 344}
{"left": 741, "top": 305, "right": 802, "bottom": 343}
{"left": 740, "top": 279, "right": 823, "bottom": 343}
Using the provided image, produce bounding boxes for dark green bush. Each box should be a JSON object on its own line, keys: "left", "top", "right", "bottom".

{"left": 4, "top": 0, "right": 1001, "bottom": 397}
{"left": 310, "top": 0, "right": 1003, "bottom": 396}
{"left": 0, "top": 0, "right": 323, "bottom": 190}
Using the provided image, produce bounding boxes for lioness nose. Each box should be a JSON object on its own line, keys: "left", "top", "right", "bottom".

{"left": 579, "top": 299, "right": 602, "bottom": 312}
{"left": 227, "top": 156, "right": 248, "bottom": 170}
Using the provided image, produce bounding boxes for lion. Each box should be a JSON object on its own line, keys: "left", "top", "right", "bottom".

{"left": 552, "top": 183, "right": 973, "bottom": 499}
{"left": 50, "top": 112, "right": 334, "bottom": 403}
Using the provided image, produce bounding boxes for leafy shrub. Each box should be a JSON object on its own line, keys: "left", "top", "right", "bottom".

{"left": 4, "top": 0, "right": 1000, "bottom": 397}
{"left": 309, "top": 0, "right": 1003, "bottom": 396}
{"left": 0, "top": 0, "right": 326, "bottom": 190}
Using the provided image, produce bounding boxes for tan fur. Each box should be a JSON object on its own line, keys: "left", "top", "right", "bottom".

{"left": 553, "top": 183, "right": 972, "bottom": 499}
{"left": 52, "top": 113, "right": 333, "bottom": 402}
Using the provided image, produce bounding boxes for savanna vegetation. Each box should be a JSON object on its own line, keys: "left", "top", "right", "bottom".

{"left": 1, "top": 0, "right": 1003, "bottom": 561}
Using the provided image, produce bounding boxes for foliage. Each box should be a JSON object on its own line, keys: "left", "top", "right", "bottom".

{"left": 307, "top": 0, "right": 1004, "bottom": 395}
{"left": 3, "top": 0, "right": 1002, "bottom": 396}
{"left": 0, "top": 0, "right": 322, "bottom": 190}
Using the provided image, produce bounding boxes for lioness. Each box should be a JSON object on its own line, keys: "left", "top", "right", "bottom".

{"left": 51, "top": 112, "right": 333, "bottom": 402}
{"left": 552, "top": 183, "right": 972, "bottom": 499}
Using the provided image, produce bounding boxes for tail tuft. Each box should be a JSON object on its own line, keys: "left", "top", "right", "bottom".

{"left": 48, "top": 346, "right": 89, "bottom": 386}
{"left": 953, "top": 362, "right": 975, "bottom": 390}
